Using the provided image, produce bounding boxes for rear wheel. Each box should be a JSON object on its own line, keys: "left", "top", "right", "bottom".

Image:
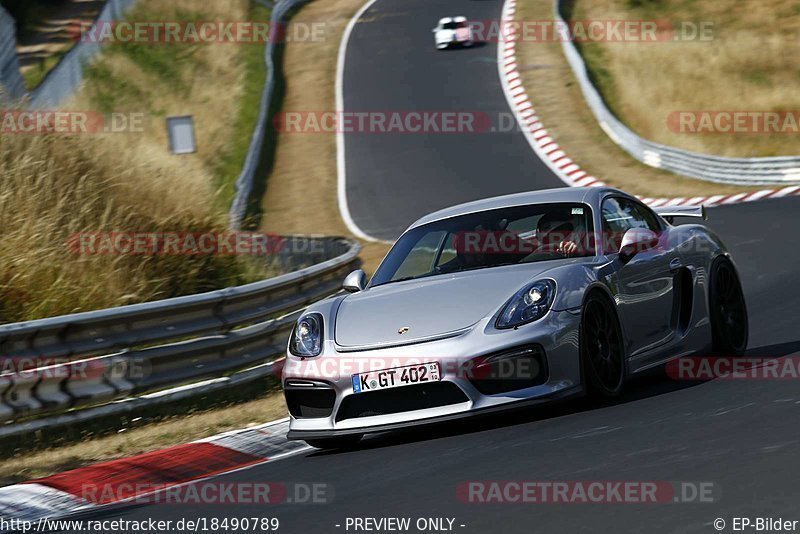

{"left": 305, "top": 434, "right": 362, "bottom": 450}
{"left": 709, "top": 258, "right": 748, "bottom": 355}
{"left": 581, "top": 292, "right": 625, "bottom": 398}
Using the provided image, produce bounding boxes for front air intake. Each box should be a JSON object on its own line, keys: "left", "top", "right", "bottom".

{"left": 335, "top": 381, "right": 469, "bottom": 422}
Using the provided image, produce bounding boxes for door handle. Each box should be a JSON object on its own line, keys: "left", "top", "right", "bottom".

{"left": 669, "top": 258, "right": 683, "bottom": 272}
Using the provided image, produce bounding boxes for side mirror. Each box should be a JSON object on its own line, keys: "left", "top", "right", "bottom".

{"left": 619, "top": 228, "right": 659, "bottom": 263}
{"left": 343, "top": 269, "right": 367, "bottom": 293}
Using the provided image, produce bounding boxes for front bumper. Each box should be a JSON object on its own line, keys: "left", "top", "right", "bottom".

{"left": 282, "top": 310, "right": 582, "bottom": 440}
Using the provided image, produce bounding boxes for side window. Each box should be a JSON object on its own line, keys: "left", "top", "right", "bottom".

{"left": 601, "top": 197, "right": 659, "bottom": 254}
{"left": 392, "top": 231, "right": 445, "bottom": 281}
{"left": 633, "top": 202, "right": 662, "bottom": 232}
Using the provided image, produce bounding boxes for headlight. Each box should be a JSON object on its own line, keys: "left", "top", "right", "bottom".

{"left": 496, "top": 280, "right": 556, "bottom": 329}
{"left": 289, "top": 313, "right": 323, "bottom": 357}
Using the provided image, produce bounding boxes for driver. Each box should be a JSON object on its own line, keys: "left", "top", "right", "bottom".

{"left": 536, "top": 210, "right": 583, "bottom": 257}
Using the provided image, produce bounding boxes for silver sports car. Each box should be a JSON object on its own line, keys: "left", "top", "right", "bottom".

{"left": 282, "top": 187, "right": 748, "bottom": 449}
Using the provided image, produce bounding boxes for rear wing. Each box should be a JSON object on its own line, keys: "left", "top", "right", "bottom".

{"left": 653, "top": 205, "right": 707, "bottom": 224}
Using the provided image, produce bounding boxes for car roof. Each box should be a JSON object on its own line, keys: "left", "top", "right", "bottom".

{"left": 407, "top": 186, "right": 632, "bottom": 230}
{"left": 438, "top": 16, "right": 466, "bottom": 24}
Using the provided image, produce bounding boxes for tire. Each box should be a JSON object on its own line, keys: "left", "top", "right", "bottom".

{"left": 462, "top": 40, "right": 473, "bottom": 47}
{"left": 304, "top": 434, "right": 363, "bottom": 450}
{"left": 581, "top": 291, "right": 626, "bottom": 398}
{"left": 709, "top": 258, "right": 748, "bottom": 355}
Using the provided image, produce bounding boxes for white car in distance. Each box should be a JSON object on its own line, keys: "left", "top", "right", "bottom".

{"left": 433, "top": 16, "right": 473, "bottom": 50}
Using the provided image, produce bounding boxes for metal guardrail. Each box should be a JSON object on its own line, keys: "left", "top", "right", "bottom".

{"left": 0, "top": 236, "right": 360, "bottom": 427}
{"left": 0, "top": 1, "right": 344, "bottom": 438}
{"left": 0, "top": 6, "right": 25, "bottom": 100}
{"left": 0, "top": 0, "right": 360, "bottom": 445}
{"left": 229, "top": 0, "right": 313, "bottom": 229}
{"left": 554, "top": 0, "right": 800, "bottom": 186}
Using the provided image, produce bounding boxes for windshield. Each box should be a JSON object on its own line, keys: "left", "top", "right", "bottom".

{"left": 442, "top": 21, "right": 466, "bottom": 30}
{"left": 371, "top": 202, "right": 595, "bottom": 287}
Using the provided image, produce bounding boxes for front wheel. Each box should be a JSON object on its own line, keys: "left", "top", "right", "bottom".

{"left": 305, "top": 434, "right": 362, "bottom": 450}
{"left": 581, "top": 292, "right": 626, "bottom": 398}
{"left": 709, "top": 258, "right": 748, "bottom": 355}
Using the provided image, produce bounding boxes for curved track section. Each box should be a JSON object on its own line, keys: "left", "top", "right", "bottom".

{"left": 56, "top": 199, "right": 800, "bottom": 534}
{"left": 53, "top": 0, "right": 800, "bottom": 532}
{"left": 339, "top": 0, "right": 563, "bottom": 240}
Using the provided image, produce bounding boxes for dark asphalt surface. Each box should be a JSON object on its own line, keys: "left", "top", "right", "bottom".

{"left": 64, "top": 199, "right": 800, "bottom": 534}
{"left": 342, "top": 0, "right": 563, "bottom": 240}
{"left": 59, "top": 0, "right": 800, "bottom": 533}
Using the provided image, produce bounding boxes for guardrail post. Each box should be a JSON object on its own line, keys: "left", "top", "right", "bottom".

{"left": 0, "top": 237, "right": 360, "bottom": 430}
{"left": 32, "top": 363, "right": 71, "bottom": 411}
{"left": 65, "top": 357, "right": 117, "bottom": 407}
{"left": 5, "top": 370, "right": 43, "bottom": 416}
{"left": 0, "top": 375, "right": 13, "bottom": 422}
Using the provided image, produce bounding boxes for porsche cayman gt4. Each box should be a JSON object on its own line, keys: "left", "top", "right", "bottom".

{"left": 282, "top": 187, "right": 748, "bottom": 449}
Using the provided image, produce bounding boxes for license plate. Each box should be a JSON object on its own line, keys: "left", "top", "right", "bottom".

{"left": 352, "top": 362, "right": 440, "bottom": 394}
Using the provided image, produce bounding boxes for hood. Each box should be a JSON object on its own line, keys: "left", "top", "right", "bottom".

{"left": 334, "top": 263, "right": 556, "bottom": 349}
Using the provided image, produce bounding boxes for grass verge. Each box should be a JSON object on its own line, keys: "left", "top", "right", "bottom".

{"left": 567, "top": 0, "right": 800, "bottom": 157}
{"left": 0, "top": 0, "right": 334, "bottom": 484}
{"left": 256, "top": 0, "right": 391, "bottom": 273}
{"left": 0, "top": 386, "right": 287, "bottom": 486}
{"left": 515, "top": 0, "right": 764, "bottom": 198}
{"left": 0, "top": 0, "right": 278, "bottom": 323}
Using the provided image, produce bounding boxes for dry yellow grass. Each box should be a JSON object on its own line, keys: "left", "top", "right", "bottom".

{"left": 0, "top": 392, "right": 287, "bottom": 486}
{"left": 0, "top": 133, "right": 238, "bottom": 322}
{"left": 515, "top": 0, "right": 763, "bottom": 198}
{"left": 257, "top": 0, "right": 390, "bottom": 273}
{"left": 0, "top": 0, "right": 377, "bottom": 485}
{"left": 70, "top": 0, "right": 252, "bottom": 201}
{"left": 0, "top": 0, "right": 272, "bottom": 322}
{"left": 570, "top": 0, "right": 800, "bottom": 157}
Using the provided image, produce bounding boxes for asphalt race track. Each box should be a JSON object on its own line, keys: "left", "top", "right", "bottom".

{"left": 341, "top": 0, "right": 563, "bottom": 240}
{"left": 57, "top": 0, "right": 800, "bottom": 532}
{"left": 59, "top": 198, "right": 800, "bottom": 533}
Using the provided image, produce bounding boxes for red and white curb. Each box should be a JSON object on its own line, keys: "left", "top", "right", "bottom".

{"left": 497, "top": 0, "right": 800, "bottom": 208}
{"left": 0, "top": 418, "right": 309, "bottom": 523}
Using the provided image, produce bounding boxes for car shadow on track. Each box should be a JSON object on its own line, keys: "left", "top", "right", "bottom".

{"left": 441, "top": 41, "right": 488, "bottom": 51}
{"left": 308, "top": 340, "right": 800, "bottom": 456}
